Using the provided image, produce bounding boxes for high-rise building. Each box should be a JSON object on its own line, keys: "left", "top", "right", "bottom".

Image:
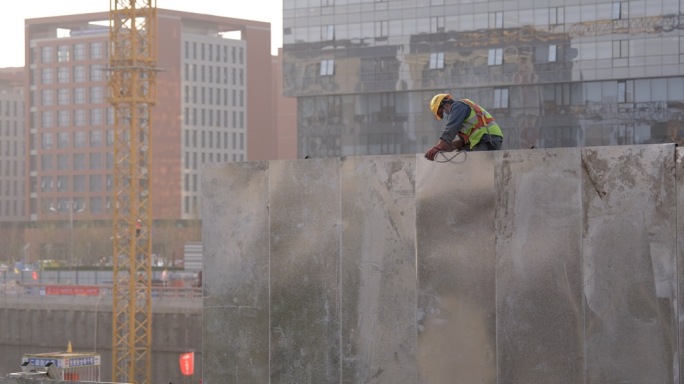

{"left": 0, "top": 68, "right": 25, "bottom": 223}
{"left": 283, "top": 0, "right": 684, "bottom": 157}
{"left": 25, "top": 9, "right": 272, "bottom": 223}
{"left": 22, "top": 9, "right": 274, "bottom": 262}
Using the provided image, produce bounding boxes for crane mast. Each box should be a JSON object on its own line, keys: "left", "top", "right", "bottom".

{"left": 108, "top": 1, "right": 157, "bottom": 383}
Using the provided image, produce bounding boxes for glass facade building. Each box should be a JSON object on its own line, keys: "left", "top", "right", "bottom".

{"left": 283, "top": 0, "right": 684, "bottom": 157}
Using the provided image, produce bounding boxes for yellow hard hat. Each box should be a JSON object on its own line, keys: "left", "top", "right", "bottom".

{"left": 430, "top": 93, "right": 452, "bottom": 120}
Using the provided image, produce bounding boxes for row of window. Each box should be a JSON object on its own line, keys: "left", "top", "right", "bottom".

{"left": 0, "top": 179, "right": 22, "bottom": 197}
{"left": 183, "top": 108, "right": 245, "bottom": 129}
{"left": 184, "top": 41, "right": 244, "bottom": 64}
{"left": 39, "top": 130, "right": 113, "bottom": 149}
{"left": 0, "top": 100, "right": 22, "bottom": 116}
{"left": 0, "top": 121, "right": 22, "bottom": 136}
{"left": 183, "top": 151, "right": 243, "bottom": 170}
{"left": 183, "top": 86, "right": 245, "bottom": 107}
{"left": 36, "top": 108, "right": 112, "bottom": 129}
{"left": 39, "top": 196, "right": 106, "bottom": 215}
{"left": 183, "top": 129, "right": 244, "bottom": 150}
{"left": 0, "top": 199, "right": 22, "bottom": 218}
{"left": 37, "top": 41, "right": 105, "bottom": 64}
{"left": 38, "top": 174, "right": 111, "bottom": 193}
{"left": 36, "top": 64, "right": 105, "bottom": 85}
{"left": 39, "top": 86, "right": 105, "bottom": 106}
{"left": 286, "top": 1, "right": 676, "bottom": 41}
{"left": 184, "top": 64, "right": 245, "bottom": 85}
{"left": 310, "top": 36, "right": 680, "bottom": 80}
{"left": 1, "top": 140, "right": 22, "bottom": 157}
{"left": 39, "top": 153, "right": 113, "bottom": 172}
{"left": 0, "top": 159, "right": 21, "bottom": 177}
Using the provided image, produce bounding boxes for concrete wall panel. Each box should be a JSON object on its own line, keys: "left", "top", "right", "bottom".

{"left": 202, "top": 161, "right": 270, "bottom": 383}
{"left": 340, "top": 156, "right": 417, "bottom": 383}
{"left": 495, "top": 148, "right": 584, "bottom": 383}
{"left": 581, "top": 145, "right": 677, "bottom": 383}
{"left": 416, "top": 151, "right": 497, "bottom": 383}
{"left": 268, "top": 159, "right": 341, "bottom": 383}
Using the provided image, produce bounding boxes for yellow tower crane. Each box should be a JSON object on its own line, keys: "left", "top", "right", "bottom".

{"left": 108, "top": 1, "right": 157, "bottom": 384}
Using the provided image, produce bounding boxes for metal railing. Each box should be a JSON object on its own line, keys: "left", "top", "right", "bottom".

{"left": 0, "top": 282, "right": 202, "bottom": 301}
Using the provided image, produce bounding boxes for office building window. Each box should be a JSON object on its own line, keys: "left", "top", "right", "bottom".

{"left": 91, "top": 87, "right": 103, "bottom": 103}
{"left": 56, "top": 154, "right": 68, "bottom": 170}
{"left": 90, "top": 109, "right": 102, "bottom": 126}
{"left": 74, "top": 87, "right": 85, "bottom": 104}
{"left": 42, "top": 111, "right": 52, "bottom": 128}
{"left": 494, "top": 88, "right": 509, "bottom": 108}
{"left": 42, "top": 90, "right": 53, "bottom": 106}
{"left": 41, "top": 155, "right": 52, "bottom": 171}
{"left": 488, "top": 48, "right": 503, "bottom": 65}
{"left": 58, "top": 110, "right": 70, "bottom": 127}
{"left": 74, "top": 44, "right": 86, "bottom": 60}
{"left": 612, "top": 2, "right": 627, "bottom": 20}
{"left": 73, "top": 175, "right": 85, "bottom": 192}
{"left": 618, "top": 80, "right": 633, "bottom": 103}
{"left": 73, "top": 153, "right": 86, "bottom": 170}
{"left": 42, "top": 133, "right": 53, "bottom": 149}
{"left": 613, "top": 40, "right": 629, "bottom": 58}
{"left": 323, "top": 25, "right": 335, "bottom": 40}
{"left": 57, "top": 45, "right": 69, "bottom": 62}
{"left": 41, "top": 176, "right": 52, "bottom": 192}
{"left": 58, "top": 89, "right": 69, "bottom": 105}
{"left": 549, "top": 7, "right": 564, "bottom": 25}
{"left": 489, "top": 12, "right": 503, "bottom": 29}
{"left": 90, "top": 64, "right": 103, "bottom": 81}
{"left": 41, "top": 46, "right": 53, "bottom": 63}
{"left": 73, "top": 65, "right": 86, "bottom": 82}
{"left": 74, "top": 131, "right": 86, "bottom": 148}
{"left": 90, "top": 42, "right": 103, "bottom": 59}
{"left": 430, "top": 16, "right": 444, "bottom": 33}
{"left": 42, "top": 68, "right": 53, "bottom": 84}
{"left": 57, "top": 176, "right": 68, "bottom": 192}
{"left": 375, "top": 21, "right": 388, "bottom": 37}
{"left": 57, "top": 132, "right": 69, "bottom": 148}
{"left": 429, "top": 52, "right": 444, "bottom": 69}
{"left": 320, "top": 59, "right": 335, "bottom": 76}
{"left": 90, "top": 197, "right": 102, "bottom": 213}
{"left": 90, "top": 130, "right": 102, "bottom": 147}
{"left": 89, "top": 153, "right": 102, "bottom": 169}
{"left": 58, "top": 67, "right": 69, "bottom": 83}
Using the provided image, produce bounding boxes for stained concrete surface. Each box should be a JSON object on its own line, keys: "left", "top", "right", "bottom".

{"left": 202, "top": 144, "right": 681, "bottom": 383}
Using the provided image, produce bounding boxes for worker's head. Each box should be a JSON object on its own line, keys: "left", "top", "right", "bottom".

{"left": 430, "top": 93, "right": 452, "bottom": 120}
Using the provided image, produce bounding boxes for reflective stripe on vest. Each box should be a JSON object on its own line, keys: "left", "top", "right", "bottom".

{"left": 457, "top": 99, "right": 498, "bottom": 148}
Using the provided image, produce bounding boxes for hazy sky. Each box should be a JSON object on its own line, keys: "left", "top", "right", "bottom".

{"left": 0, "top": 0, "right": 283, "bottom": 68}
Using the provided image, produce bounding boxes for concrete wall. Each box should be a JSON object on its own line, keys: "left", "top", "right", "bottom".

{"left": 202, "top": 144, "right": 682, "bottom": 383}
{"left": 0, "top": 297, "right": 201, "bottom": 383}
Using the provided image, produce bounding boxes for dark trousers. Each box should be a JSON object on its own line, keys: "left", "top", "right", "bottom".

{"left": 471, "top": 134, "right": 503, "bottom": 151}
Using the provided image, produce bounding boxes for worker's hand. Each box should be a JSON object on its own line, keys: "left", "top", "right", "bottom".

{"left": 451, "top": 139, "right": 465, "bottom": 151}
{"left": 424, "top": 139, "right": 453, "bottom": 161}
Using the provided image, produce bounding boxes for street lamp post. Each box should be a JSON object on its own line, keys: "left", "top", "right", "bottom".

{"left": 50, "top": 201, "right": 85, "bottom": 267}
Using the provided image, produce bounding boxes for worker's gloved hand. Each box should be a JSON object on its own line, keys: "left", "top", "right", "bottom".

{"left": 424, "top": 139, "right": 454, "bottom": 161}
{"left": 451, "top": 139, "right": 465, "bottom": 151}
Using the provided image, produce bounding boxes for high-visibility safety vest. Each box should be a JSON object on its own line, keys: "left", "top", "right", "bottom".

{"left": 456, "top": 98, "right": 503, "bottom": 149}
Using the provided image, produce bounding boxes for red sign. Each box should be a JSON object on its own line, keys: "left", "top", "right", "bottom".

{"left": 45, "top": 285, "right": 100, "bottom": 296}
{"left": 179, "top": 352, "right": 194, "bottom": 376}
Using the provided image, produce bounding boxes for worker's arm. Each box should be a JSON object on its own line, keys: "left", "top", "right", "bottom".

{"left": 439, "top": 101, "right": 471, "bottom": 143}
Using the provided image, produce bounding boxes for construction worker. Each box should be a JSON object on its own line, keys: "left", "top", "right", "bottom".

{"left": 424, "top": 94, "right": 503, "bottom": 161}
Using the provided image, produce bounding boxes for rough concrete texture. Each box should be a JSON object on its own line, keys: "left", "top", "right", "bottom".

{"left": 202, "top": 144, "right": 681, "bottom": 384}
